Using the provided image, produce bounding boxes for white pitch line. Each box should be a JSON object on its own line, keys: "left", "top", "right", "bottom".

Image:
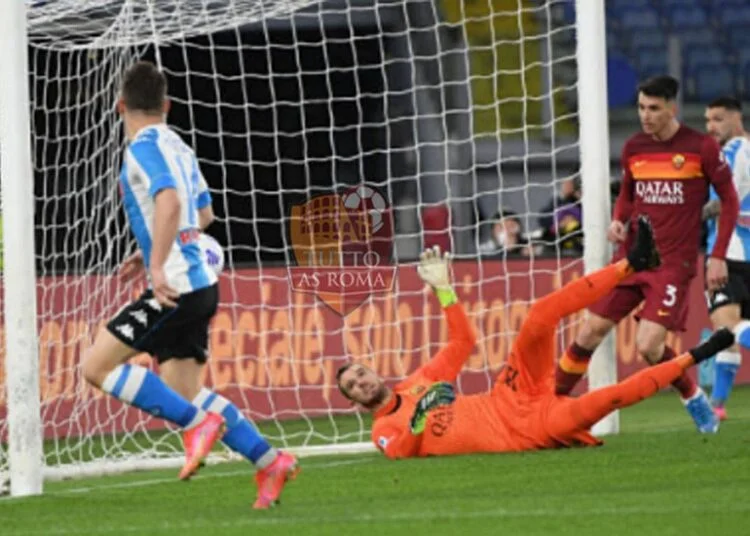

{"left": 50, "top": 457, "right": 372, "bottom": 496}
{"left": 0, "top": 457, "right": 373, "bottom": 503}
{"left": 5, "top": 502, "right": 750, "bottom": 535}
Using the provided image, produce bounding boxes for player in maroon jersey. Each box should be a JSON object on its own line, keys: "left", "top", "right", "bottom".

{"left": 554, "top": 75, "right": 739, "bottom": 433}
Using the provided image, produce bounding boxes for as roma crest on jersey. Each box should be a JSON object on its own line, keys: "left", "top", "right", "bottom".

{"left": 672, "top": 153, "right": 686, "bottom": 169}
{"left": 411, "top": 385, "right": 426, "bottom": 396}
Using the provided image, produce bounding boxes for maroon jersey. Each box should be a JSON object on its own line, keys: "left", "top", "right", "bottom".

{"left": 613, "top": 125, "right": 738, "bottom": 275}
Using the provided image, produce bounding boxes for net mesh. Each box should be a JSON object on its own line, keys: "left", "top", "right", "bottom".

{"left": 1, "top": 0, "right": 583, "bottom": 484}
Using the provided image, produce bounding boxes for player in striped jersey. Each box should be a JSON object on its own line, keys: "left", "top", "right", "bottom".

{"left": 81, "top": 62, "right": 297, "bottom": 509}
{"left": 703, "top": 97, "right": 750, "bottom": 421}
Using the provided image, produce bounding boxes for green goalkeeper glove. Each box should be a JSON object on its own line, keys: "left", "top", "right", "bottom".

{"left": 409, "top": 382, "right": 456, "bottom": 435}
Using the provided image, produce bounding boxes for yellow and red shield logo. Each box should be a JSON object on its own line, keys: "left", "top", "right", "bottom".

{"left": 288, "top": 186, "right": 396, "bottom": 316}
{"left": 672, "top": 153, "right": 685, "bottom": 169}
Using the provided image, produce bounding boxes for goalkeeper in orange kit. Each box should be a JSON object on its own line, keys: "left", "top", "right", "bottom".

{"left": 336, "top": 217, "right": 735, "bottom": 459}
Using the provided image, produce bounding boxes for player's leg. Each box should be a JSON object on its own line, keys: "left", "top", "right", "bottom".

{"left": 505, "top": 259, "right": 637, "bottom": 395}
{"left": 555, "top": 292, "right": 638, "bottom": 395}
{"left": 81, "top": 302, "right": 209, "bottom": 432}
{"left": 549, "top": 329, "right": 734, "bottom": 433}
{"left": 637, "top": 271, "right": 717, "bottom": 433}
{"left": 160, "top": 357, "right": 278, "bottom": 471}
{"left": 511, "top": 217, "right": 659, "bottom": 394}
{"left": 706, "top": 262, "right": 750, "bottom": 419}
{"left": 159, "top": 285, "right": 298, "bottom": 507}
{"left": 190, "top": 380, "right": 300, "bottom": 509}
{"left": 708, "top": 304, "right": 743, "bottom": 420}
{"left": 83, "top": 288, "right": 227, "bottom": 479}
{"left": 555, "top": 216, "right": 660, "bottom": 395}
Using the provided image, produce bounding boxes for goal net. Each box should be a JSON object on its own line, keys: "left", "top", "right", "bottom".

{"left": 1, "top": 0, "right": 591, "bottom": 488}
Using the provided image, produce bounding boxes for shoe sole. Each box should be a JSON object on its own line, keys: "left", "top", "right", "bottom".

{"left": 179, "top": 422, "right": 226, "bottom": 481}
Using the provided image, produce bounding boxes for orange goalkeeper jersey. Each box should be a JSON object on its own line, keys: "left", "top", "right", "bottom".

{"left": 371, "top": 303, "right": 598, "bottom": 459}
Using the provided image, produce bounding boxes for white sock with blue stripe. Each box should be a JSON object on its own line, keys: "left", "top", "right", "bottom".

{"left": 101, "top": 364, "right": 205, "bottom": 429}
{"left": 712, "top": 350, "right": 741, "bottom": 407}
{"left": 193, "top": 387, "right": 277, "bottom": 469}
{"left": 734, "top": 320, "right": 750, "bottom": 351}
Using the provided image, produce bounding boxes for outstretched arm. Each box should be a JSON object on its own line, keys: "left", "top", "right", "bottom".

{"left": 415, "top": 247, "right": 477, "bottom": 383}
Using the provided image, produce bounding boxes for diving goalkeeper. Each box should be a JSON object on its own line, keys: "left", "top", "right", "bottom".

{"left": 336, "top": 217, "right": 735, "bottom": 458}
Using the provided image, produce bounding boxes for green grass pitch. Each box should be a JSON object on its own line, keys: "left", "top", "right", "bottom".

{"left": 3, "top": 386, "right": 750, "bottom": 536}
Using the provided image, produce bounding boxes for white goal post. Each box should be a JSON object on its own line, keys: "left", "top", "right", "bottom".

{"left": 1, "top": 0, "right": 612, "bottom": 497}
{"left": 575, "top": 0, "right": 618, "bottom": 436}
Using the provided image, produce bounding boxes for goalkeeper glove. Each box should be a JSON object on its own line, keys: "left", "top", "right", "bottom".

{"left": 409, "top": 382, "right": 456, "bottom": 435}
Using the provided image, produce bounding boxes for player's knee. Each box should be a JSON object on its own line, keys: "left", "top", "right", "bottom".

{"left": 636, "top": 339, "right": 663, "bottom": 365}
{"left": 80, "top": 351, "right": 108, "bottom": 388}
{"left": 710, "top": 305, "right": 742, "bottom": 331}
{"left": 577, "top": 317, "right": 610, "bottom": 348}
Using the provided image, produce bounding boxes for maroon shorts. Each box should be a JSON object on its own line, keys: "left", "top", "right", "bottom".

{"left": 588, "top": 264, "right": 693, "bottom": 331}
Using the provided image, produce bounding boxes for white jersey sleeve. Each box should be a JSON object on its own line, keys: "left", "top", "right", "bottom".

{"left": 120, "top": 124, "right": 217, "bottom": 293}
{"left": 707, "top": 136, "right": 750, "bottom": 262}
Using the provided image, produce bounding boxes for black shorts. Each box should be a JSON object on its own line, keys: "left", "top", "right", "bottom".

{"left": 106, "top": 284, "right": 218, "bottom": 364}
{"left": 705, "top": 259, "right": 750, "bottom": 317}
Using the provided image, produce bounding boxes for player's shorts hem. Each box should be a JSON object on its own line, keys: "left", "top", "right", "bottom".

{"left": 634, "top": 311, "right": 688, "bottom": 332}
{"left": 106, "top": 285, "right": 218, "bottom": 364}
{"left": 704, "top": 259, "right": 750, "bottom": 315}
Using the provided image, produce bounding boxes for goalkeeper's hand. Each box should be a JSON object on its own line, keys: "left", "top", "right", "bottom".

{"left": 417, "top": 246, "right": 452, "bottom": 291}
{"left": 409, "top": 382, "right": 456, "bottom": 435}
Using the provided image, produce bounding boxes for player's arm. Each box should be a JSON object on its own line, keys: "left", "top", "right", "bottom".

{"left": 415, "top": 247, "right": 477, "bottom": 383}
{"left": 129, "top": 141, "right": 182, "bottom": 305}
{"left": 198, "top": 206, "right": 214, "bottom": 230}
{"left": 195, "top": 165, "right": 215, "bottom": 230}
{"left": 610, "top": 144, "right": 634, "bottom": 242}
{"left": 151, "top": 189, "right": 181, "bottom": 269}
{"left": 703, "top": 136, "right": 739, "bottom": 258}
{"left": 702, "top": 136, "right": 739, "bottom": 290}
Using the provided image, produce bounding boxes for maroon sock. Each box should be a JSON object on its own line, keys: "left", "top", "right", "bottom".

{"left": 659, "top": 345, "right": 697, "bottom": 399}
{"left": 555, "top": 342, "right": 594, "bottom": 395}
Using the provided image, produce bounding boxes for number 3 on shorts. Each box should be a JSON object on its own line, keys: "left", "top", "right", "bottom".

{"left": 663, "top": 284, "right": 677, "bottom": 307}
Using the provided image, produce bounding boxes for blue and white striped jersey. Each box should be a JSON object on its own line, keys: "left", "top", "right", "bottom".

{"left": 707, "top": 135, "right": 750, "bottom": 262}
{"left": 120, "top": 124, "right": 217, "bottom": 294}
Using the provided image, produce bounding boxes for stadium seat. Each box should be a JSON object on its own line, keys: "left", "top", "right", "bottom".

{"left": 630, "top": 31, "right": 667, "bottom": 51}
{"left": 685, "top": 45, "right": 725, "bottom": 73}
{"left": 668, "top": 6, "right": 709, "bottom": 29}
{"left": 708, "top": 0, "right": 748, "bottom": 17}
{"left": 607, "top": 0, "right": 651, "bottom": 15}
{"left": 738, "top": 49, "right": 750, "bottom": 73}
{"left": 636, "top": 48, "right": 669, "bottom": 79}
{"left": 661, "top": 0, "right": 700, "bottom": 8}
{"left": 694, "top": 66, "right": 735, "bottom": 101}
{"left": 718, "top": 6, "right": 750, "bottom": 27}
{"left": 726, "top": 26, "right": 750, "bottom": 50}
{"left": 607, "top": 55, "right": 638, "bottom": 108}
{"left": 619, "top": 8, "right": 661, "bottom": 32}
{"left": 677, "top": 28, "right": 717, "bottom": 48}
